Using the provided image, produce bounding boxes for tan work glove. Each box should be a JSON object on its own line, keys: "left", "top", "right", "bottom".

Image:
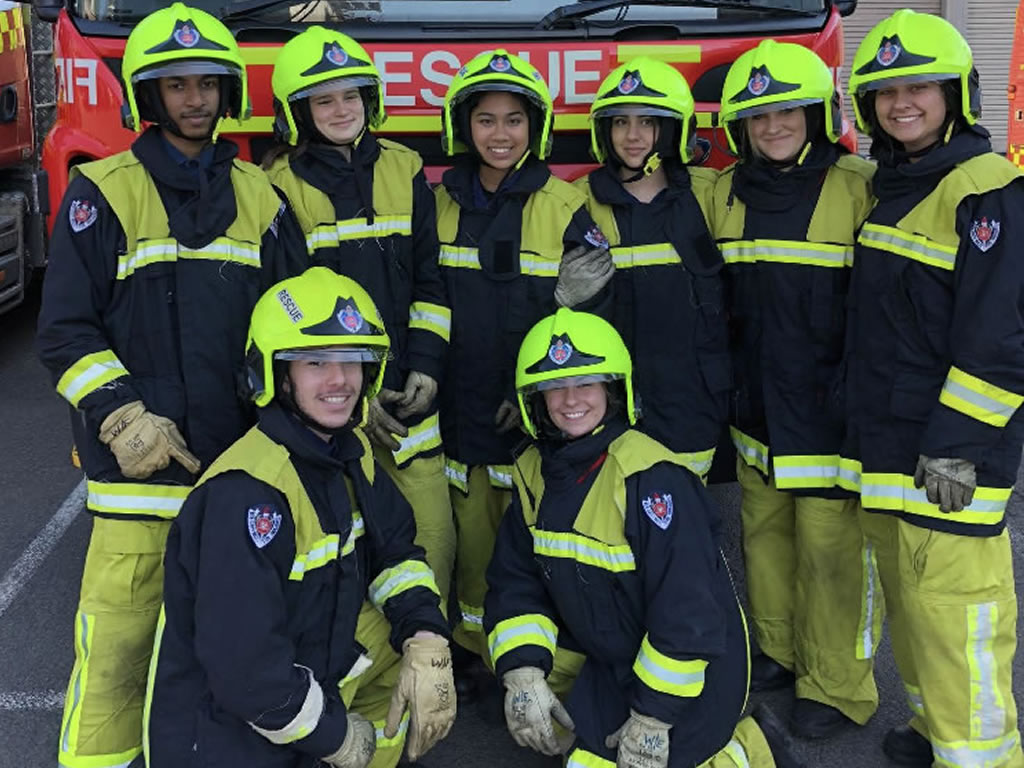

{"left": 384, "top": 633, "right": 456, "bottom": 761}
{"left": 364, "top": 393, "right": 408, "bottom": 452}
{"left": 606, "top": 709, "right": 671, "bottom": 768}
{"left": 502, "top": 666, "right": 575, "bottom": 756}
{"left": 99, "top": 400, "right": 201, "bottom": 480}
{"left": 914, "top": 455, "right": 976, "bottom": 513}
{"left": 395, "top": 371, "right": 438, "bottom": 420}
{"left": 322, "top": 712, "right": 376, "bottom": 768}
{"left": 495, "top": 399, "right": 522, "bottom": 435}
{"left": 554, "top": 244, "right": 615, "bottom": 308}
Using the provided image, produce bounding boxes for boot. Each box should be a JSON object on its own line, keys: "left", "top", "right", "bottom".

{"left": 750, "top": 653, "right": 795, "bottom": 692}
{"left": 788, "top": 698, "right": 853, "bottom": 740}
{"left": 752, "top": 704, "right": 806, "bottom": 768}
{"left": 882, "top": 725, "right": 934, "bottom": 767}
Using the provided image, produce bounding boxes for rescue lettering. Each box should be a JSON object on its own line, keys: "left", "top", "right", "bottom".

{"left": 276, "top": 288, "right": 304, "bottom": 323}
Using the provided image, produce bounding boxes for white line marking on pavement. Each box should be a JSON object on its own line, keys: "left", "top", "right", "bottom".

{"left": 0, "top": 689, "right": 65, "bottom": 711}
{"left": 0, "top": 478, "right": 86, "bottom": 619}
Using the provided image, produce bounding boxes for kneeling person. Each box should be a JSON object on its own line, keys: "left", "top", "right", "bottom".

{"left": 146, "top": 268, "right": 455, "bottom": 768}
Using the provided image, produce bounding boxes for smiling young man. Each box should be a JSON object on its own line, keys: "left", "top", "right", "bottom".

{"left": 845, "top": 10, "right": 1024, "bottom": 768}
{"left": 36, "top": 5, "right": 304, "bottom": 767}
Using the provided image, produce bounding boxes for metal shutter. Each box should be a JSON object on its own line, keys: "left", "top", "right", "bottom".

{"left": 967, "top": 0, "right": 1016, "bottom": 154}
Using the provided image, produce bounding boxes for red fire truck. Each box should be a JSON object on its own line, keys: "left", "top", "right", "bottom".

{"left": 1009, "top": 0, "right": 1024, "bottom": 168}
{"left": 32, "top": 0, "right": 857, "bottom": 227}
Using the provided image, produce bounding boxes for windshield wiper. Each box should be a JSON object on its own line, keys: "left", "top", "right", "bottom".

{"left": 537, "top": 0, "right": 819, "bottom": 30}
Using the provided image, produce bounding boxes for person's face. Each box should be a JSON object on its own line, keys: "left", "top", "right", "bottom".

{"left": 542, "top": 381, "right": 607, "bottom": 439}
{"left": 309, "top": 87, "right": 366, "bottom": 145}
{"left": 470, "top": 91, "right": 530, "bottom": 170}
{"left": 873, "top": 80, "right": 948, "bottom": 153}
{"left": 285, "top": 359, "right": 364, "bottom": 437}
{"left": 159, "top": 74, "right": 220, "bottom": 139}
{"left": 610, "top": 113, "right": 658, "bottom": 172}
{"left": 746, "top": 107, "right": 807, "bottom": 163}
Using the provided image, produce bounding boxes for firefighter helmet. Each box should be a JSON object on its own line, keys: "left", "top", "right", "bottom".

{"left": 271, "top": 26, "right": 385, "bottom": 145}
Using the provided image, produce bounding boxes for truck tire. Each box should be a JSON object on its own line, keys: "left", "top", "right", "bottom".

{"left": 0, "top": 193, "right": 27, "bottom": 315}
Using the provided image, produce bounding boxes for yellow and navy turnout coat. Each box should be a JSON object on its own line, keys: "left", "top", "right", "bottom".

{"left": 147, "top": 404, "right": 448, "bottom": 767}
{"left": 484, "top": 421, "right": 748, "bottom": 766}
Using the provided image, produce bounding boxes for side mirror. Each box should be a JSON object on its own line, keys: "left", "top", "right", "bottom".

{"left": 835, "top": 0, "right": 857, "bottom": 17}
{"left": 31, "top": 0, "right": 63, "bottom": 23}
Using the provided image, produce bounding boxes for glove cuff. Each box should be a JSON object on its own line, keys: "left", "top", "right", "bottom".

{"left": 629, "top": 709, "right": 672, "bottom": 731}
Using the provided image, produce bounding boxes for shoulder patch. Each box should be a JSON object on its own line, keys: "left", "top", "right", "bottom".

{"left": 69, "top": 200, "right": 98, "bottom": 233}
{"left": 970, "top": 217, "right": 1000, "bottom": 252}
{"left": 247, "top": 504, "right": 282, "bottom": 548}
{"left": 642, "top": 492, "right": 673, "bottom": 530}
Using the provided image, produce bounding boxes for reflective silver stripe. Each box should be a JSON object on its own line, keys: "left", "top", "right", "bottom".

{"left": 368, "top": 561, "right": 438, "bottom": 606}
{"left": 634, "top": 639, "right": 705, "bottom": 696}
{"left": 723, "top": 738, "right": 751, "bottom": 768}
{"left": 905, "top": 683, "right": 925, "bottom": 716}
{"left": 61, "top": 612, "right": 91, "bottom": 753}
{"left": 86, "top": 481, "right": 191, "bottom": 518}
{"left": 859, "top": 542, "right": 879, "bottom": 660}
{"left": 531, "top": 529, "right": 635, "bottom": 572}
{"left": 444, "top": 459, "right": 468, "bottom": 491}
{"left": 57, "top": 350, "right": 129, "bottom": 406}
{"left": 729, "top": 427, "right": 769, "bottom": 475}
{"left": 393, "top": 416, "right": 442, "bottom": 465}
{"left": 932, "top": 731, "right": 1021, "bottom": 767}
{"left": 519, "top": 256, "right": 559, "bottom": 277}
{"left": 249, "top": 666, "right": 324, "bottom": 744}
{"left": 307, "top": 216, "right": 413, "bottom": 249}
{"left": 720, "top": 239, "right": 850, "bottom": 268}
{"left": 289, "top": 535, "right": 341, "bottom": 580}
{"left": 611, "top": 244, "right": 680, "bottom": 268}
{"left": 858, "top": 224, "right": 957, "bottom": 270}
{"left": 117, "top": 238, "right": 260, "bottom": 278}
{"left": 968, "top": 602, "right": 1004, "bottom": 740}
{"left": 439, "top": 246, "right": 481, "bottom": 269}
{"left": 487, "top": 465, "right": 512, "bottom": 488}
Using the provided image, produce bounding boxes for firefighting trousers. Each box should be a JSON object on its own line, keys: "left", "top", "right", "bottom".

{"left": 59, "top": 516, "right": 170, "bottom": 768}
{"left": 858, "top": 509, "right": 1023, "bottom": 768}
{"left": 736, "top": 459, "right": 882, "bottom": 724}
{"left": 373, "top": 446, "right": 456, "bottom": 607}
{"left": 450, "top": 465, "right": 511, "bottom": 660}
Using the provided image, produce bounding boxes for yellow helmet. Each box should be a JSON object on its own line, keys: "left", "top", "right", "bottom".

{"left": 719, "top": 39, "right": 841, "bottom": 154}
{"left": 515, "top": 308, "right": 636, "bottom": 438}
{"left": 442, "top": 49, "right": 554, "bottom": 159}
{"left": 848, "top": 9, "right": 978, "bottom": 134}
{"left": 589, "top": 58, "right": 697, "bottom": 167}
{"left": 121, "top": 2, "right": 248, "bottom": 137}
{"left": 246, "top": 267, "right": 390, "bottom": 428}
{"left": 271, "top": 26, "right": 384, "bottom": 146}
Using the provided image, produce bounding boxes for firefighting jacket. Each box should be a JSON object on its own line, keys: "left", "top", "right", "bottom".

{"left": 713, "top": 152, "right": 874, "bottom": 495}
{"left": 842, "top": 132, "right": 1024, "bottom": 536}
{"left": 266, "top": 136, "right": 449, "bottom": 467}
{"left": 577, "top": 163, "right": 728, "bottom": 475}
{"left": 484, "top": 421, "right": 748, "bottom": 766}
{"left": 36, "top": 133, "right": 302, "bottom": 521}
{"left": 435, "top": 155, "right": 610, "bottom": 488}
{"left": 147, "top": 403, "right": 448, "bottom": 768}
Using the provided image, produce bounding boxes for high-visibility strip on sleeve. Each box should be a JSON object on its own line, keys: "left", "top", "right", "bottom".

{"left": 368, "top": 560, "right": 440, "bottom": 608}
{"left": 676, "top": 446, "right": 716, "bottom": 478}
{"left": 444, "top": 458, "right": 468, "bottom": 492}
{"left": 408, "top": 301, "right": 452, "bottom": 343}
{"left": 487, "top": 464, "right": 513, "bottom": 489}
{"left": 632, "top": 634, "right": 707, "bottom": 697}
{"left": 373, "top": 710, "right": 410, "bottom": 749}
{"left": 86, "top": 481, "right": 191, "bottom": 519}
{"left": 249, "top": 665, "right": 324, "bottom": 744}
{"left": 393, "top": 413, "right": 442, "bottom": 466}
{"left": 730, "top": 427, "right": 769, "bottom": 475}
{"left": 939, "top": 366, "right": 1023, "bottom": 428}
{"left": 858, "top": 224, "right": 957, "bottom": 271}
{"left": 487, "top": 613, "right": 558, "bottom": 667}
{"left": 57, "top": 350, "right": 130, "bottom": 407}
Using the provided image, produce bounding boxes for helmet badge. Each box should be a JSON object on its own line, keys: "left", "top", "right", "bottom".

{"left": 172, "top": 21, "right": 200, "bottom": 48}
{"left": 337, "top": 303, "right": 365, "bottom": 333}
{"left": 326, "top": 43, "right": 349, "bottom": 67}
{"left": 747, "top": 69, "right": 771, "bottom": 97}
{"left": 489, "top": 55, "right": 512, "bottom": 73}
{"left": 548, "top": 339, "right": 573, "bottom": 366}
{"left": 876, "top": 38, "right": 901, "bottom": 67}
{"left": 617, "top": 72, "right": 641, "bottom": 95}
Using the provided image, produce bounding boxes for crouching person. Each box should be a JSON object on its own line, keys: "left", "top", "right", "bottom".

{"left": 484, "top": 307, "right": 805, "bottom": 768}
{"left": 145, "top": 267, "right": 455, "bottom": 768}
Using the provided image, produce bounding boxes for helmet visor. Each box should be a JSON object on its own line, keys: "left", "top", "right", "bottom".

{"left": 132, "top": 59, "right": 241, "bottom": 83}
{"left": 275, "top": 348, "right": 385, "bottom": 363}
{"left": 520, "top": 372, "right": 623, "bottom": 394}
{"left": 727, "top": 97, "right": 822, "bottom": 122}
{"left": 854, "top": 71, "right": 959, "bottom": 93}
{"left": 592, "top": 104, "right": 682, "bottom": 120}
{"left": 453, "top": 81, "right": 545, "bottom": 111}
{"left": 290, "top": 75, "right": 378, "bottom": 102}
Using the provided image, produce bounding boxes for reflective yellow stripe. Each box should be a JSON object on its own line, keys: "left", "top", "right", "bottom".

{"left": 611, "top": 243, "right": 681, "bottom": 269}
{"left": 306, "top": 215, "right": 413, "bottom": 251}
{"left": 531, "top": 527, "right": 635, "bottom": 572}
{"left": 85, "top": 480, "right": 191, "bottom": 519}
{"left": 772, "top": 454, "right": 841, "bottom": 489}
{"left": 967, "top": 602, "right": 1005, "bottom": 742}
{"left": 408, "top": 301, "right": 452, "bottom": 343}
{"left": 720, "top": 239, "right": 851, "bottom": 268}
{"left": 117, "top": 237, "right": 261, "bottom": 279}
{"left": 369, "top": 559, "right": 439, "bottom": 607}
{"left": 341, "top": 512, "right": 365, "bottom": 557}
{"left": 904, "top": 682, "right": 925, "bottom": 717}
{"left": 940, "top": 366, "right": 1023, "bottom": 428}
{"left": 439, "top": 245, "right": 481, "bottom": 270}
{"left": 249, "top": 666, "right": 323, "bottom": 744}
{"left": 730, "top": 427, "right": 769, "bottom": 475}
{"left": 676, "top": 447, "right": 716, "bottom": 478}
{"left": 373, "top": 710, "right": 410, "bottom": 749}
{"left": 57, "top": 350, "right": 129, "bottom": 407}
{"left": 855, "top": 541, "right": 882, "bottom": 661}
{"left": 858, "top": 223, "right": 957, "bottom": 271}
{"left": 393, "top": 413, "right": 443, "bottom": 466}
{"left": 459, "top": 600, "right": 484, "bottom": 633}
{"left": 568, "top": 748, "right": 617, "bottom": 768}
{"left": 444, "top": 458, "right": 468, "bottom": 492}
{"left": 289, "top": 534, "right": 340, "bottom": 581}
{"left": 721, "top": 738, "right": 751, "bottom": 768}
{"left": 633, "top": 634, "right": 706, "bottom": 697}
{"left": 488, "top": 613, "right": 559, "bottom": 666}
{"left": 487, "top": 464, "right": 513, "bottom": 489}
{"left": 60, "top": 611, "right": 94, "bottom": 759}
{"left": 932, "top": 731, "right": 1020, "bottom": 768}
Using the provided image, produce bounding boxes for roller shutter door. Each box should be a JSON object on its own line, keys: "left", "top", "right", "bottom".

{"left": 967, "top": 1, "right": 1015, "bottom": 154}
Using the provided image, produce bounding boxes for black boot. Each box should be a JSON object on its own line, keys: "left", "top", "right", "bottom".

{"left": 752, "top": 704, "right": 806, "bottom": 768}
{"left": 788, "top": 698, "right": 853, "bottom": 740}
{"left": 882, "top": 726, "right": 934, "bottom": 767}
{"left": 750, "top": 654, "right": 795, "bottom": 692}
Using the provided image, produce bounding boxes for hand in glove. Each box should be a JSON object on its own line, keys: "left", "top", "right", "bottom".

{"left": 99, "top": 400, "right": 201, "bottom": 480}
{"left": 322, "top": 713, "right": 376, "bottom": 768}
{"left": 384, "top": 633, "right": 456, "bottom": 761}
{"left": 495, "top": 399, "right": 522, "bottom": 435}
{"left": 914, "top": 455, "right": 976, "bottom": 513}
{"left": 606, "top": 709, "right": 671, "bottom": 768}
{"left": 395, "top": 371, "right": 438, "bottom": 420}
{"left": 554, "top": 244, "right": 615, "bottom": 308}
{"left": 502, "top": 666, "right": 575, "bottom": 756}
{"left": 364, "top": 393, "right": 408, "bottom": 452}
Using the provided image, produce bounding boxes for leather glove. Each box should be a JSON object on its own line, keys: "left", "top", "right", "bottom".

{"left": 322, "top": 712, "right": 376, "bottom": 768}
{"left": 384, "top": 633, "right": 456, "bottom": 761}
{"left": 554, "top": 244, "right": 615, "bottom": 308}
{"left": 364, "top": 393, "right": 408, "bottom": 452}
{"left": 99, "top": 400, "right": 201, "bottom": 480}
{"left": 395, "top": 371, "right": 438, "bottom": 420}
{"left": 914, "top": 455, "right": 976, "bottom": 513}
{"left": 502, "top": 666, "right": 575, "bottom": 756}
{"left": 495, "top": 399, "right": 522, "bottom": 435}
{"left": 606, "top": 709, "right": 671, "bottom": 768}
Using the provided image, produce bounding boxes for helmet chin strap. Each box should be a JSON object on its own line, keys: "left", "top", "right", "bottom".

{"left": 616, "top": 151, "right": 662, "bottom": 183}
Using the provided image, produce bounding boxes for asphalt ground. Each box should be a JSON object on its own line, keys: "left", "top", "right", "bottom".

{"left": 0, "top": 282, "right": 1021, "bottom": 768}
